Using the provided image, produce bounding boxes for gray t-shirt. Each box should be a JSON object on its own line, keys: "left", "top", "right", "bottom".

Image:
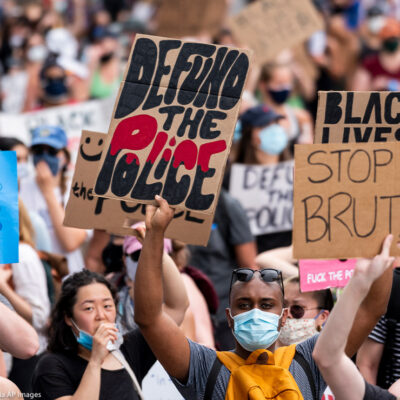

{"left": 172, "top": 335, "right": 326, "bottom": 400}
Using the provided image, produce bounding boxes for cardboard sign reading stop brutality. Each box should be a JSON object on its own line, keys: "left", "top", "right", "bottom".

{"left": 314, "top": 91, "right": 400, "bottom": 144}
{"left": 229, "top": 0, "right": 323, "bottom": 65}
{"left": 94, "top": 35, "right": 251, "bottom": 220}
{"left": 64, "top": 130, "right": 214, "bottom": 245}
{"left": 293, "top": 142, "right": 400, "bottom": 259}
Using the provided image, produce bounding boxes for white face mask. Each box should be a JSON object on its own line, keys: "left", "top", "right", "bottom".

{"left": 279, "top": 318, "right": 318, "bottom": 346}
{"left": 368, "top": 16, "right": 385, "bottom": 34}
{"left": 27, "top": 45, "right": 48, "bottom": 63}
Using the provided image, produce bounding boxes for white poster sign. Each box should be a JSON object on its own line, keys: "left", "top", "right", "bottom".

{"left": 229, "top": 161, "right": 294, "bottom": 235}
{"left": 0, "top": 97, "right": 115, "bottom": 164}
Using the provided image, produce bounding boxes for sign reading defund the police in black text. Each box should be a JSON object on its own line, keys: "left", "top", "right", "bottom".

{"left": 314, "top": 91, "right": 400, "bottom": 143}
{"left": 94, "top": 35, "right": 251, "bottom": 223}
{"left": 229, "top": 161, "right": 293, "bottom": 236}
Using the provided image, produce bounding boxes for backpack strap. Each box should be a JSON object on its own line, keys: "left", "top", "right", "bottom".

{"left": 204, "top": 356, "right": 223, "bottom": 400}
{"left": 294, "top": 350, "right": 317, "bottom": 400}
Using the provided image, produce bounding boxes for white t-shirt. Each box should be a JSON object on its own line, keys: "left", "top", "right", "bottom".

{"left": 12, "top": 243, "right": 50, "bottom": 354}
{"left": 19, "top": 177, "right": 85, "bottom": 274}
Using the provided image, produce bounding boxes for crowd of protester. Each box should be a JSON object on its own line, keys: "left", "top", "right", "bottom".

{"left": 0, "top": 0, "right": 400, "bottom": 399}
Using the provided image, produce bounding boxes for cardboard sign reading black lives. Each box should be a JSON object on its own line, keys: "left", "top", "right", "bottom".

{"left": 314, "top": 91, "right": 400, "bottom": 143}
{"left": 64, "top": 130, "right": 213, "bottom": 245}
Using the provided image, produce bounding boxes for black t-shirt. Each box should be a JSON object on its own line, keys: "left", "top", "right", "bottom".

{"left": 364, "top": 381, "right": 396, "bottom": 400}
{"left": 32, "top": 328, "right": 155, "bottom": 400}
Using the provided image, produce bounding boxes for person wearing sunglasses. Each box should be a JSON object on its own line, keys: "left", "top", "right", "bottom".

{"left": 278, "top": 276, "right": 333, "bottom": 347}
{"left": 134, "top": 196, "right": 395, "bottom": 400}
{"left": 313, "top": 235, "right": 399, "bottom": 400}
{"left": 19, "top": 125, "right": 87, "bottom": 274}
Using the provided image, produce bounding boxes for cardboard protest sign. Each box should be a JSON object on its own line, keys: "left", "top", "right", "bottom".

{"left": 314, "top": 91, "right": 400, "bottom": 144}
{"left": 293, "top": 142, "right": 400, "bottom": 259}
{"left": 0, "top": 97, "right": 114, "bottom": 165}
{"left": 155, "top": 0, "right": 227, "bottom": 38}
{"left": 299, "top": 259, "right": 356, "bottom": 292}
{"left": 229, "top": 161, "right": 293, "bottom": 236}
{"left": 64, "top": 130, "right": 213, "bottom": 245}
{"left": 229, "top": 0, "right": 323, "bottom": 65}
{"left": 93, "top": 34, "right": 251, "bottom": 221}
{"left": 0, "top": 152, "right": 19, "bottom": 263}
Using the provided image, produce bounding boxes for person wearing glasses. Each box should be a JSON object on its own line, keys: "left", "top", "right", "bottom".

{"left": 278, "top": 276, "right": 333, "bottom": 347}
{"left": 313, "top": 235, "right": 400, "bottom": 400}
{"left": 19, "top": 125, "right": 87, "bottom": 273}
{"left": 134, "top": 196, "right": 394, "bottom": 400}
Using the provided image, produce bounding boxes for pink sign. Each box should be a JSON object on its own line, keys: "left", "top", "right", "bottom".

{"left": 299, "top": 259, "right": 357, "bottom": 292}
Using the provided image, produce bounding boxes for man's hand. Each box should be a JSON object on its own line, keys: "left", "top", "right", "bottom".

{"left": 352, "top": 234, "right": 395, "bottom": 292}
{"left": 145, "top": 195, "right": 174, "bottom": 234}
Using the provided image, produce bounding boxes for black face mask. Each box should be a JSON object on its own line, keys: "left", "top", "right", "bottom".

{"left": 383, "top": 38, "right": 400, "bottom": 54}
{"left": 102, "top": 242, "right": 124, "bottom": 274}
{"left": 99, "top": 52, "right": 114, "bottom": 64}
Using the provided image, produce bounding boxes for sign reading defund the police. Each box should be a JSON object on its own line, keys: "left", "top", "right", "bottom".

{"left": 229, "top": 161, "right": 293, "bottom": 236}
{"left": 94, "top": 35, "right": 251, "bottom": 222}
{"left": 293, "top": 142, "right": 400, "bottom": 259}
{"left": 314, "top": 91, "right": 400, "bottom": 143}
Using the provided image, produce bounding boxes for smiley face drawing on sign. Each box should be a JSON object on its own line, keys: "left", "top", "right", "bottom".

{"left": 79, "top": 136, "right": 104, "bottom": 162}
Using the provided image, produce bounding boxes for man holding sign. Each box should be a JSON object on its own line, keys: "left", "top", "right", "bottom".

{"left": 134, "top": 197, "right": 394, "bottom": 399}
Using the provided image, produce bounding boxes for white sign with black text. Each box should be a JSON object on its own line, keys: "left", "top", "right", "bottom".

{"left": 229, "top": 161, "right": 293, "bottom": 236}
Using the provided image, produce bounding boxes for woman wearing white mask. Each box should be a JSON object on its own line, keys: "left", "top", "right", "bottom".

{"left": 278, "top": 276, "right": 333, "bottom": 347}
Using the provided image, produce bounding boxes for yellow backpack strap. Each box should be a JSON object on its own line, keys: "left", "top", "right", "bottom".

{"left": 273, "top": 344, "right": 297, "bottom": 369}
{"left": 216, "top": 351, "right": 246, "bottom": 372}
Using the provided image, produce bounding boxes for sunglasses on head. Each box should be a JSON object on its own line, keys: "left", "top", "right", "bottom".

{"left": 230, "top": 268, "right": 284, "bottom": 295}
{"left": 289, "top": 305, "right": 323, "bottom": 319}
{"left": 31, "top": 145, "right": 58, "bottom": 156}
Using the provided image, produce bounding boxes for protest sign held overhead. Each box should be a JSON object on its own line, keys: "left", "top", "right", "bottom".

{"left": 293, "top": 142, "right": 400, "bottom": 259}
{"left": 229, "top": 0, "right": 323, "bottom": 65}
{"left": 0, "top": 152, "right": 19, "bottom": 263}
{"left": 155, "top": 0, "right": 227, "bottom": 38}
{"left": 314, "top": 91, "right": 400, "bottom": 144}
{"left": 94, "top": 34, "right": 251, "bottom": 219}
{"left": 64, "top": 130, "right": 213, "bottom": 245}
{"left": 299, "top": 259, "right": 356, "bottom": 292}
{"left": 229, "top": 161, "right": 293, "bottom": 236}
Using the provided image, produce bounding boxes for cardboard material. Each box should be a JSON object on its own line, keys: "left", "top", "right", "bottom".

{"left": 64, "top": 130, "right": 213, "bottom": 245}
{"left": 293, "top": 142, "right": 400, "bottom": 259}
{"left": 155, "top": 0, "right": 227, "bottom": 38}
{"left": 229, "top": 0, "right": 323, "bottom": 65}
{"left": 314, "top": 91, "right": 400, "bottom": 144}
{"left": 0, "top": 151, "right": 19, "bottom": 263}
{"left": 299, "top": 259, "right": 356, "bottom": 292}
{"left": 229, "top": 161, "right": 293, "bottom": 235}
{"left": 93, "top": 34, "right": 251, "bottom": 221}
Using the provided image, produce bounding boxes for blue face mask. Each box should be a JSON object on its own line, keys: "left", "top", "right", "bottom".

{"left": 71, "top": 320, "right": 93, "bottom": 350}
{"left": 33, "top": 153, "right": 60, "bottom": 176}
{"left": 230, "top": 308, "right": 283, "bottom": 352}
{"left": 233, "top": 120, "right": 242, "bottom": 143}
{"left": 268, "top": 88, "right": 291, "bottom": 104}
{"left": 259, "top": 124, "right": 288, "bottom": 155}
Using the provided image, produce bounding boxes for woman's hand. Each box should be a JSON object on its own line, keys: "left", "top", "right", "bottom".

{"left": 35, "top": 161, "right": 56, "bottom": 196}
{"left": 89, "top": 323, "right": 118, "bottom": 366}
{"left": 352, "top": 234, "right": 395, "bottom": 292}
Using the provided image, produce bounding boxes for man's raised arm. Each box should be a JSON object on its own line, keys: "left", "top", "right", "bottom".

{"left": 134, "top": 196, "right": 191, "bottom": 382}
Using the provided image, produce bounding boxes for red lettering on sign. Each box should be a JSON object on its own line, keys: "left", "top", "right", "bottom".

{"left": 198, "top": 140, "right": 226, "bottom": 172}
{"left": 172, "top": 140, "right": 197, "bottom": 170}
